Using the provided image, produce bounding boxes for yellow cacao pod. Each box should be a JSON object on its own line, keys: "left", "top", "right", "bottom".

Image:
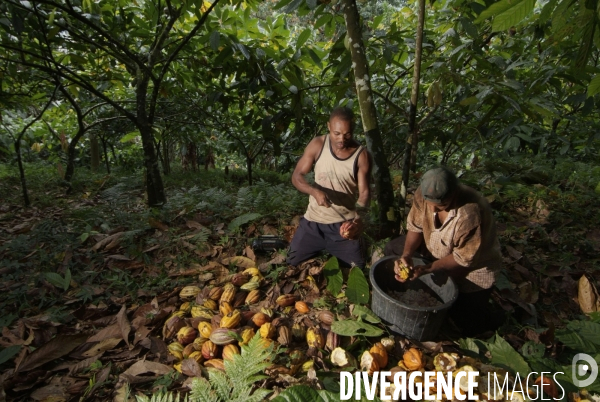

{"left": 198, "top": 322, "right": 213, "bottom": 339}
{"left": 222, "top": 344, "right": 240, "bottom": 361}
{"left": 260, "top": 322, "right": 276, "bottom": 339}
{"left": 260, "top": 307, "right": 274, "bottom": 318}
{"left": 276, "top": 294, "right": 296, "bottom": 307}
{"left": 193, "top": 337, "right": 208, "bottom": 348}
{"left": 168, "top": 341, "right": 184, "bottom": 355}
{"left": 191, "top": 305, "right": 213, "bottom": 320}
{"left": 179, "top": 286, "right": 201, "bottom": 299}
{"left": 203, "top": 299, "right": 218, "bottom": 310}
{"left": 292, "top": 323, "right": 306, "bottom": 340}
{"left": 306, "top": 327, "right": 325, "bottom": 349}
{"left": 220, "top": 310, "right": 241, "bottom": 329}
{"left": 219, "top": 301, "right": 233, "bottom": 316}
{"left": 204, "top": 358, "right": 225, "bottom": 371}
{"left": 220, "top": 283, "right": 236, "bottom": 304}
{"left": 245, "top": 289, "right": 261, "bottom": 305}
{"left": 242, "top": 268, "right": 260, "bottom": 276}
{"left": 240, "top": 281, "right": 260, "bottom": 291}
{"left": 171, "top": 310, "right": 186, "bottom": 319}
{"left": 189, "top": 350, "right": 204, "bottom": 363}
{"left": 239, "top": 327, "right": 255, "bottom": 346}
{"left": 179, "top": 301, "right": 192, "bottom": 313}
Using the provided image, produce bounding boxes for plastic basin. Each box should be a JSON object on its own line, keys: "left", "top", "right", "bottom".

{"left": 369, "top": 255, "right": 458, "bottom": 341}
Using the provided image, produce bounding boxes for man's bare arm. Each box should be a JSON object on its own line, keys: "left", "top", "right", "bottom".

{"left": 291, "top": 136, "right": 330, "bottom": 207}
{"left": 355, "top": 149, "right": 371, "bottom": 208}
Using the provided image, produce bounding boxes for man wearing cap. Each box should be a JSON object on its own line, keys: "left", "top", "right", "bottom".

{"left": 384, "top": 166, "right": 502, "bottom": 335}
{"left": 286, "top": 106, "right": 370, "bottom": 268}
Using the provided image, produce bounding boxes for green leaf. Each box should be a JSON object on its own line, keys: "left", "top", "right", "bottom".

{"left": 566, "top": 320, "right": 600, "bottom": 346}
{"left": 323, "top": 257, "right": 343, "bottom": 296}
{"left": 459, "top": 337, "right": 480, "bottom": 354}
{"left": 459, "top": 96, "right": 478, "bottom": 106}
{"left": 314, "top": 14, "right": 331, "bottom": 29}
{"left": 331, "top": 319, "right": 384, "bottom": 337}
{"left": 346, "top": 267, "right": 369, "bottom": 305}
{"left": 271, "top": 385, "right": 321, "bottom": 402}
{"left": 492, "top": 0, "right": 535, "bottom": 32}
{"left": 486, "top": 335, "right": 531, "bottom": 378}
{"left": 45, "top": 272, "right": 67, "bottom": 289}
{"left": 0, "top": 345, "right": 21, "bottom": 365}
{"left": 120, "top": 131, "right": 140, "bottom": 143}
{"left": 296, "top": 29, "right": 311, "bottom": 49}
{"left": 284, "top": 0, "right": 303, "bottom": 13}
{"left": 371, "top": 15, "right": 384, "bottom": 30}
{"left": 227, "top": 212, "right": 262, "bottom": 232}
{"left": 64, "top": 268, "right": 71, "bottom": 291}
{"left": 505, "top": 136, "right": 520, "bottom": 150}
{"left": 210, "top": 31, "right": 220, "bottom": 52}
{"left": 273, "top": 0, "right": 293, "bottom": 11}
{"left": 475, "top": 0, "right": 522, "bottom": 23}
{"left": 587, "top": 75, "right": 600, "bottom": 97}
{"left": 237, "top": 43, "right": 250, "bottom": 60}
{"left": 351, "top": 305, "right": 381, "bottom": 324}
{"left": 538, "top": 0, "right": 558, "bottom": 24}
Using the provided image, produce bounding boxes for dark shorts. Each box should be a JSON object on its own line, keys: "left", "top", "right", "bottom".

{"left": 286, "top": 218, "right": 365, "bottom": 268}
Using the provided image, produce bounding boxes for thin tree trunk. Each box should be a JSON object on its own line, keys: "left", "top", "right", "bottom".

{"left": 342, "top": 0, "right": 396, "bottom": 236}
{"left": 90, "top": 133, "right": 100, "bottom": 172}
{"left": 247, "top": 156, "right": 253, "bottom": 186}
{"left": 162, "top": 139, "right": 171, "bottom": 175}
{"left": 64, "top": 129, "right": 87, "bottom": 184}
{"left": 14, "top": 140, "right": 30, "bottom": 207}
{"left": 101, "top": 135, "right": 110, "bottom": 174}
{"left": 401, "top": 0, "right": 426, "bottom": 202}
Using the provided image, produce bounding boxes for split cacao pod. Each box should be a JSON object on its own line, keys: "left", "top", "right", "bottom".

{"left": 306, "top": 327, "right": 325, "bottom": 349}
{"left": 369, "top": 342, "right": 388, "bottom": 368}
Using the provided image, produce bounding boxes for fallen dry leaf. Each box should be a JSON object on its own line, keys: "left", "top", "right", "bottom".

{"left": 221, "top": 256, "right": 255, "bottom": 268}
{"left": 181, "top": 358, "right": 202, "bottom": 377}
{"left": 82, "top": 337, "right": 122, "bottom": 358}
{"left": 15, "top": 333, "right": 88, "bottom": 373}
{"left": 578, "top": 275, "right": 600, "bottom": 314}
{"left": 116, "top": 305, "right": 132, "bottom": 347}
{"left": 244, "top": 245, "right": 256, "bottom": 262}
{"left": 121, "top": 360, "right": 173, "bottom": 377}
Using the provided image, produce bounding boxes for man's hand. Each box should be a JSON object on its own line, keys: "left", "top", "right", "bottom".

{"left": 313, "top": 189, "right": 331, "bottom": 208}
{"left": 394, "top": 259, "right": 412, "bottom": 282}
{"left": 409, "top": 263, "right": 433, "bottom": 281}
{"left": 339, "top": 219, "right": 362, "bottom": 239}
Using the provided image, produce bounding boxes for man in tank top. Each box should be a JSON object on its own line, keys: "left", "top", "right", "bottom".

{"left": 286, "top": 106, "right": 371, "bottom": 268}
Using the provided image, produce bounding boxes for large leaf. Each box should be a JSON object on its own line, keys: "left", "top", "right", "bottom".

{"left": 492, "top": 0, "right": 535, "bottom": 32}
{"left": 565, "top": 320, "right": 600, "bottom": 347}
{"left": 346, "top": 267, "right": 369, "bottom": 305}
{"left": 475, "top": 0, "right": 523, "bottom": 23}
{"left": 228, "top": 213, "right": 261, "bottom": 232}
{"left": 296, "top": 29, "right": 311, "bottom": 49}
{"left": 0, "top": 345, "right": 21, "bottom": 365}
{"left": 486, "top": 335, "right": 531, "bottom": 378}
{"left": 16, "top": 333, "right": 88, "bottom": 372}
{"left": 458, "top": 337, "right": 480, "bottom": 354}
{"left": 209, "top": 31, "right": 220, "bottom": 52}
{"left": 587, "top": 75, "right": 600, "bottom": 98}
{"left": 271, "top": 385, "right": 321, "bottom": 402}
{"left": 331, "top": 319, "right": 384, "bottom": 337}
{"left": 323, "top": 257, "right": 343, "bottom": 296}
{"left": 351, "top": 305, "right": 381, "bottom": 324}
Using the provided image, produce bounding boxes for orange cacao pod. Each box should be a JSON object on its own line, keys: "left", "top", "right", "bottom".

{"left": 176, "top": 327, "right": 197, "bottom": 345}
{"left": 295, "top": 301, "right": 310, "bottom": 314}
{"left": 251, "top": 312, "right": 270, "bottom": 327}
{"left": 276, "top": 294, "right": 296, "bottom": 307}
{"left": 245, "top": 290, "right": 261, "bottom": 305}
{"left": 370, "top": 342, "right": 388, "bottom": 368}
{"left": 201, "top": 340, "right": 219, "bottom": 360}
{"left": 208, "top": 286, "right": 224, "bottom": 301}
{"left": 222, "top": 344, "right": 240, "bottom": 361}
{"left": 403, "top": 348, "right": 424, "bottom": 371}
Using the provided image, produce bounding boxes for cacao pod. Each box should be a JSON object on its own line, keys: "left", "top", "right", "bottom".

{"left": 325, "top": 331, "right": 340, "bottom": 352}
{"left": 171, "top": 310, "right": 186, "bottom": 319}
{"left": 179, "top": 301, "right": 192, "bottom": 313}
{"left": 203, "top": 299, "right": 218, "bottom": 310}
{"left": 245, "top": 289, "right": 261, "bottom": 305}
{"left": 360, "top": 351, "right": 380, "bottom": 376}
{"left": 231, "top": 273, "right": 249, "bottom": 287}
{"left": 433, "top": 352, "right": 457, "bottom": 372}
{"left": 295, "top": 301, "right": 310, "bottom": 314}
{"left": 239, "top": 327, "right": 255, "bottom": 346}
{"left": 177, "top": 327, "right": 197, "bottom": 345}
{"left": 251, "top": 312, "right": 270, "bottom": 327}
{"left": 220, "top": 283, "right": 236, "bottom": 304}
{"left": 220, "top": 310, "right": 241, "bottom": 329}
{"left": 380, "top": 336, "right": 395, "bottom": 352}
{"left": 173, "top": 362, "right": 182, "bottom": 373}
{"left": 193, "top": 337, "right": 207, "bottom": 348}
{"left": 211, "top": 314, "right": 222, "bottom": 328}
{"left": 292, "top": 323, "right": 306, "bottom": 340}
{"left": 260, "top": 307, "right": 274, "bottom": 318}
{"left": 168, "top": 341, "right": 184, "bottom": 360}
{"left": 306, "top": 327, "right": 325, "bottom": 349}
{"left": 222, "top": 344, "right": 240, "bottom": 361}
{"left": 180, "top": 286, "right": 201, "bottom": 299}
{"left": 277, "top": 325, "right": 291, "bottom": 346}
{"left": 183, "top": 343, "right": 198, "bottom": 359}
{"left": 240, "top": 281, "right": 260, "bottom": 291}
{"left": 204, "top": 358, "right": 225, "bottom": 371}
{"left": 219, "top": 301, "right": 233, "bottom": 316}
{"left": 191, "top": 305, "right": 213, "bottom": 320}
{"left": 201, "top": 340, "right": 219, "bottom": 360}
{"left": 242, "top": 268, "right": 260, "bottom": 276}
{"left": 232, "top": 291, "right": 247, "bottom": 308}
{"left": 209, "top": 327, "right": 237, "bottom": 345}
{"left": 276, "top": 294, "right": 296, "bottom": 307}
{"left": 370, "top": 342, "right": 388, "bottom": 368}
{"left": 317, "top": 310, "right": 334, "bottom": 326}
{"left": 260, "top": 322, "right": 276, "bottom": 339}
{"left": 331, "top": 347, "right": 357, "bottom": 368}
{"left": 198, "top": 322, "right": 212, "bottom": 339}
{"left": 403, "top": 348, "right": 424, "bottom": 371}
{"left": 163, "top": 315, "right": 186, "bottom": 340}
{"left": 208, "top": 286, "right": 224, "bottom": 301}
{"left": 189, "top": 350, "right": 204, "bottom": 364}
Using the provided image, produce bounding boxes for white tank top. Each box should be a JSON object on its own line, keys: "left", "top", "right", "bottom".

{"left": 304, "top": 135, "right": 365, "bottom": 224}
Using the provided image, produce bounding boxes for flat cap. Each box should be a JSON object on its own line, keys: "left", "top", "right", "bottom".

{"left": 420, "top": 167, "right": 458, "bottom": 204}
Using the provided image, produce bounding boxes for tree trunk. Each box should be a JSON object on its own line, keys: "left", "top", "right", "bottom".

{"left": 342, "top": 0, "right": 396, "bottom": 236}
{"left": 247, "top": 155, "right": 253, "bottom": 186}
{"left": 14, "top": 140, "right": 30, "bottom": 207}
{"left": 401, "top": 0, "right": 426, "bottom": 202}
{"left": 64, "top": 129, "right": 87, "bottom": 184}
{"left": 162, "top": 139, "right": 171, "bottom": 175}
{"left": 90, "top": 133, "right": 100, "bottom": 172}
{"left": 101, "top": 136, "right": 110, "bottom": 174}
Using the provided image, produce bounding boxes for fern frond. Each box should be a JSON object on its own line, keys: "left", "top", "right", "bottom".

{"left": 135, "top": 391, "right": 188, "bottom": 402}
{"left": 226, "top": 333, "right": 274, "bottom": 402}
{"left": 206, "top": 368, "right": 232, "bottom": 401}
{"left": 189, "top": 377, "right": 219, "bottom": 402}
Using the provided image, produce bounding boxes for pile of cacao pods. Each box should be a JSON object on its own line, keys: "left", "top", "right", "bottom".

{"left": 163, "top": 267, "right": 341, "bottom": 374}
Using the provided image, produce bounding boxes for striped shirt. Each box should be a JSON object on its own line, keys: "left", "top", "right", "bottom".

{"left": 407, "top": 184, "right": 502, "bottom": 292}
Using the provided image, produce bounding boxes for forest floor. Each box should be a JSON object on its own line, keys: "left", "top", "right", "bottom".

{"left": 0, "top": 157, "right": 599, "bottom": 401}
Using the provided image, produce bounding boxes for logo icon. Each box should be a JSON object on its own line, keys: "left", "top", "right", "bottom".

{"left": 572, "top": 353, "right": 598, "bottom": 388}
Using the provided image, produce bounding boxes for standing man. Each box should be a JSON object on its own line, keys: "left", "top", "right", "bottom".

{"left": 286, "top": 106, "right": 371, "bottom": 268}
{"left": 385, "top": 167, "right": 503, "bottom": 336}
